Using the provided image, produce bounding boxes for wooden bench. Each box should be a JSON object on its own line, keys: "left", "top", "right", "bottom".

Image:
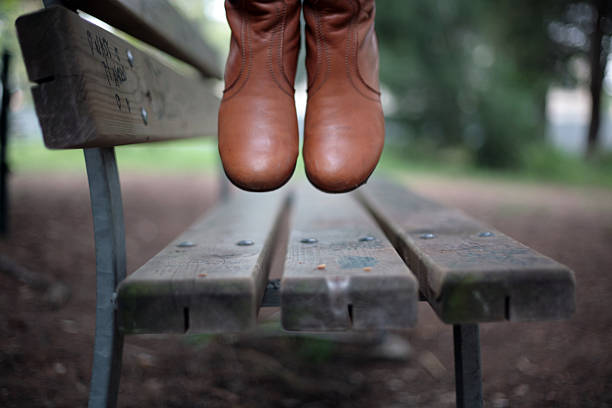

{"left": 16, "top": 2, "right": 576, "bottom": 407}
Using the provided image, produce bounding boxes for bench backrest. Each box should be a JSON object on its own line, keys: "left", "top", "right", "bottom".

{"left": 16, "top": 0, "right": 221, "bottom": 149}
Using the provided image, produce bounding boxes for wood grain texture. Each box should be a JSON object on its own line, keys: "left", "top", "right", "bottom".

{"left": 357, "top": 179, "right": 576, "bottom": 324}
{"left": 281, "top": 185, "right": 418, "bottom": 331}
{"left": 117, "top": 189, "right": 291, "bottom": 334}
{"left": 16, "top": 6, "right": 219, "bottom": 149}
{"left": 69, "top": 0, "right": 222, "bottom": 78}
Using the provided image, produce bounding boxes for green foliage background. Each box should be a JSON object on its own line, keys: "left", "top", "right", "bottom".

{"left": 375, "top": 0, "right": 610, "bottom": 168}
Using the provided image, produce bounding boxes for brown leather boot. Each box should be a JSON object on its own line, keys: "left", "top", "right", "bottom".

{"left": 218, "top": 0, "right": 301, "bottom": 192}
{"left": 303, "top": 0, "right": 384, "bottom": 193}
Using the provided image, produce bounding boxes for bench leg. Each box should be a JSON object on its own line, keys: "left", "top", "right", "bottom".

{"left": 84, "top": 148, "right": 126, "bottom": 408}
{"left": 453, "top": 324, "right": 483, "bottom": 408}
{"left": 0, "top": 51, "right": 10, "bottom": 235}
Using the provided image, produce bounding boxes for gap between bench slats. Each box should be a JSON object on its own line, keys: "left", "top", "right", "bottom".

{"left": 281, "top": 185, "right": 418, "bottom": 331}
{"left": 357, "top": 179, "right": 576, "bottom": 324}
{"left": 117, "top": 189, "right": 291, "bottom": 334}
{"left": 16, "top": 6, "right": 219, "bottom": 149}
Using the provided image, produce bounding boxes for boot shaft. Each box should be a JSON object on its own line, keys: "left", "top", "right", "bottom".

{"left": 303, "top": 0, "right": 380, "bottom": 98}
{"left": 223, "top": 0, "right": 301, "bottom": 98}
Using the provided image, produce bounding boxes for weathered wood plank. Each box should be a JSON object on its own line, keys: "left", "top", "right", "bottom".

{"left": 357, "top": 179, "right": 576, "bottom": 323}
{"left": 16, "top": 6, "right": 219, "bottom": 149}
{"left": 117, "top": 189, "right": 291, "bottom": 334}
{"left": 68, "top": 0, "right": 222, "bottom": 78}
{"left": 281, "top": 185, "right": 418, "bottom": 331}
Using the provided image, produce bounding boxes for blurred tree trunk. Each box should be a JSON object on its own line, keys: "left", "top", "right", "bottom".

{"left": 586, "top": 0, "right": 608, "bottom": 157}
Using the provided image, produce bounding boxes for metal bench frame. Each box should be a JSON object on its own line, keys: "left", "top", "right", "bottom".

{"left": 83, "top": 147, "right": 126, "bottom": 408}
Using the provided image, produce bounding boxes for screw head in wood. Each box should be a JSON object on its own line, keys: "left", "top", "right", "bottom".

{"left": 140, "top": 107, "right": 148, "bottom": 125}
{"left": 237, "top": 239, "right": 254, "bottom": 246}
{"left": 126, "top": 49, "right": 134, "bottom": 67}
{"left": 266, "top": 279, "right": 281, "bottom": 290}
{"left": 478, "top": 231, "right": 495, "bottom": 237}
{"left": 177, "top": 241, "right": 196, "bottom": 248}
{"left": 359, "top": 236, "right": 375, "bottom": 242}
{"left": 420, "top": 233, "right": 436, "bottom": 239}
{"left": 300, "top": 237, "right": 318, "bottom": 244}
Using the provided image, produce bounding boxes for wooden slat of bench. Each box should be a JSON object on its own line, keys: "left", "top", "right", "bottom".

{"left": 281, "top": 185, "right": 418, "bottom": 331}
{"left": 357, "top": 179, "right": 576, "bottom": 323}
{"left": 117, "top": 189, "right": 291, "bottom": 334}
{"left": 16, "top": 6, "right": 219, "bottom": 149}
{"left": 69, "top": 0, "right": 222, "bottom": 78}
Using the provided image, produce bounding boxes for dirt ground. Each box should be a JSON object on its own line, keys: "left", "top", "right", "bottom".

{"left": 1, "top": 172, "right": 611, "bottom": 408}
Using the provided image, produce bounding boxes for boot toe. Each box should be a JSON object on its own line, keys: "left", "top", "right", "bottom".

{"left": 304, "top": 144, "right": 380, "bottom": 193}
{"left": 218, "top": 95, "right": 299, "bottom": 192}
{"left": 220, "top": 145, "right": 297, "bottom": 192}
{"left": 303, "top": 109, "right": 384, "bottom": 194}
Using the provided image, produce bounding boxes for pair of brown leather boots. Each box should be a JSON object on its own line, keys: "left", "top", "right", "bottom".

{"left": 218, "top": 0, "right": 383, "bottom": 193}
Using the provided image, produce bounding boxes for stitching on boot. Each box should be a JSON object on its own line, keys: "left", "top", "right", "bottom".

{"left": 345, "top": 0, "right": 380, "bottom": 102}
{"left": 278, "top": 1, "right": 295, "bottom": 90}
{"left": 223, "top": 11, "right": 246, "bottom": 94}
{"left": 353, "top": 3, "right": 381, "bottom": 95}
{"left": 266, "top": 6, "right": 281, "bottom": 92}
{"left": 267, "top": 4, "right": 294, "bottom": 98}
{"left": 223, "top": 13, "right": 253, "bottom": 101}
{"left": 307, "top": 6, "right": 329, "bottom": 96}
{"left": 305, "top": 5, "right": 320, "bottom": 90}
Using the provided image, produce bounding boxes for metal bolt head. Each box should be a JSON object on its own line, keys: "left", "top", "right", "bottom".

{"left": 140, "top": 107, "right": 148, "bottom": 125}
{"left": 359, "top": 236, "right": 375, "bottom": 242}
{"left": 478, "top": 231, "right": 495, "bottom": 237}
{"left": 126, "top": 49, "right": 134, "bottom": 67}
{"left": 177, "top": 241, "right": 196, "bottom": 248}
{"left": 420, "top": 233, "right": 436, "bottom": 240}
{"left": 266, "top": 279, "right": 281, "bottom": 290}
{"left": 237, "top": 239, "right": 254, "bottom": 246}
{"left": 300, "top": 237, "right": 318, "bottom": 244}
